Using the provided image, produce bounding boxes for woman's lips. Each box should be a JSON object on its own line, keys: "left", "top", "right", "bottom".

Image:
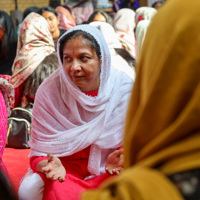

{"left": 73, "top": 76, "right": 84, "bottom": 79}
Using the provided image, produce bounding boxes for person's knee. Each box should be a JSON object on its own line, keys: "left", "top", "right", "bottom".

{"left": 18, "top": 171, "right": 44, "bottom": 200}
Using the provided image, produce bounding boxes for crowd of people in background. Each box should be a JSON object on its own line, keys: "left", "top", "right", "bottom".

{"left": 1, "top": 0, "right": 200, "bottom": 199}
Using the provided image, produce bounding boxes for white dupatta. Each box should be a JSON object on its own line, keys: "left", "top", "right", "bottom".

{"left": 29, "top": 25, "right": 133, "bottom": 177}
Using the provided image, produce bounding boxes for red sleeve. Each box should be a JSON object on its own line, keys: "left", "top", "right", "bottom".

{"left": 30, "top": 156, "right": 48, "bottom": 172}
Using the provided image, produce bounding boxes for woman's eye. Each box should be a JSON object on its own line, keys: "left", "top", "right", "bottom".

{"left": 81, "top": 56, "right": 89, "bottom": 62}
{"left": 49, "top": 17, "right": 54, "bottom": 21}
{"left": 64, "top": 56, "right": 71, "bottom": 62}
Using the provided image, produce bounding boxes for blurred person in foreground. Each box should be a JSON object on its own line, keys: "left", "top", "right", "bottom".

{"left": 82, "top": 0, "right": 200, "bottom": 199}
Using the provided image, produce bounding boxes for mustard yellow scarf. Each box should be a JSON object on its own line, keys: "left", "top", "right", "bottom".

{"left": 82, "top": 0, "right": 200, "bottom": 199}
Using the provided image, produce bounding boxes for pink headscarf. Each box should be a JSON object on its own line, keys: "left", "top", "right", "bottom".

{"left": 56, "top": 6, "right": 76, "bottom": 31}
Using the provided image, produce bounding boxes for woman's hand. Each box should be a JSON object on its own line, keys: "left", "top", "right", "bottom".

{"left": 105, "top": 149, "right": 124, "bottom": 175}
{"left": 42, "top": 153, "right": 66, "bottom": 182}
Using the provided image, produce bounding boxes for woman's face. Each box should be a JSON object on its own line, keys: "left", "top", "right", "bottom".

{"left": 41, "top": 11, "right": 60, "bottom": 39}
{"left": 92, "top": 14, "right": 106, "bottom": 22}
{"left": 63, "top": 35, "right": 101, "bottom": 92}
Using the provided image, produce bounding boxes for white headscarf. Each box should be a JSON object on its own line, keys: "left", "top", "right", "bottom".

{"left": 135, "top": 20, "right": 151, "bottom": 59}
{"left": 113, "top": 8, "right": 136, "bottom": 58}
{"left": 90, "top": 21, "right": 136, "bottom": 80}
{"left": 29, "top": 24, "right": 133, "bottom": 177}
{"left": 135, "top": 6, "right": 157, "bottom": 25}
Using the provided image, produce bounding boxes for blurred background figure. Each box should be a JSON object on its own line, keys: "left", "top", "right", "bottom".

{"left": 55, "top": 5, "right": 76, "bottom": 31}
{"left": 16, "top": 6, "right": 39, "bottom": 35}
{"left": 0, "top": 78, "right": 14, "bottom": 176}
{"left": 135, "top": 6, "right": 157, "bottom": 25}
{"left": 90, "top": 21, "right": 135, "bottom": 80}
{"left": 134, "top": 6, "right": 157, "bottom": 59}
{"left": 113, "top": 8, "right": 136, "bottom": 59}
{"left": 152, "top": 1, "right": 163, "bottom": 9}
{"left": 64, "top": 0, "right": 94, "bottom": 24}
{"left": 9, "top": 12, "right": 55, "bottom": 108}
{"left": 135, "top": 20, "right": 151, "bottom": 59}
{"left": 0, "top": 11, "right": 17, "bottom": 76}
{"left": 112, "top": 0, "right": 123, "bottom": 12}
{"left": 22, "top": 52, "right": 59, "bottom": 107}
{"left": 87, "top": 10, "right": 113, "bottom": 26}
{"left": 37, "top": 6, "right": 66, "bottom": 43}
{"left": 122, "top": 0, "right": 141, "bottom": 11}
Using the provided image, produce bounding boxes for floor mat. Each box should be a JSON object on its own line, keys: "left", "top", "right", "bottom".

{"left": 3, "top": 147, "right": 30, "bottom": 193}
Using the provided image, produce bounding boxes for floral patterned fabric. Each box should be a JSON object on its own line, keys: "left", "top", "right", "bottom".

{"left": 0, "top": 77, "right": 15, "bottom": 116}
{"left": 9, "top": 12, "right": 55, "bottom": 88}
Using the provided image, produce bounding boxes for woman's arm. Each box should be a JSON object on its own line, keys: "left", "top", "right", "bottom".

{"left": 30, "top": 154, "right": 66, "bottom": 182}
{"left": 39, "top": 154, "right": 66, "bottom": 182}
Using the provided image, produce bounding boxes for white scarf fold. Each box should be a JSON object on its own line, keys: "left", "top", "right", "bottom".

{"left": 29, "top": 25, "right": 133, "bottom": 177}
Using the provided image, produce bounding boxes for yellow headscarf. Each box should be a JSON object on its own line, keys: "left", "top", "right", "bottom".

{"left": 82, "top": 0, "right": 200, "bottom": 199}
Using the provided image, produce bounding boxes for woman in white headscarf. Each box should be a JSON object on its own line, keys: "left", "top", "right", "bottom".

{"left": 18, "top": 24, "right": 133, "bottom": 200}
{"left": 135, "top": 20, "right": 151, "bottom": 59}
{"left": 113, "top": 8, "right": 137, "bottom": 59}
{"left": 135, "top": 6, "right": 157, "bottom": 25}
{"left": 90, "top": 21, "right": 136, "bottom": 80}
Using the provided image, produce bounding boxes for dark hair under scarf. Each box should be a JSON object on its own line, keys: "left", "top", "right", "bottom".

{"left": 0, "top": 10, "right": 17, "bottom": 75}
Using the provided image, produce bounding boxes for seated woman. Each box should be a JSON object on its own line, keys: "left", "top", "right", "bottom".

{"left": 90, "top": 21, "right": 136, "bottom": 80}
{"left": 9, "top": 12, "right": 55, "bottom": 108}
{"left": 82, "top": 0, "right": 200, "bottom": 199}
{"left": 37, "top": 6, "right": 66, "bottom": 45}
{"left": 122, "top": 0, "right": 141, "bottom": 11}
{"left": 64, "top": 0, "right": 94, "bottom": 25}
{"left": 0, "top": 78, "right": 14, "bottom": 175}
{"left": 21, "top": 52, "right": 59, "bottom": 107}
{"left": 87, "top": 11, "right": 113, "bottom": 26}
{"left": 16, "top": 6, "right": 39, "bottom": 35}
{"left": 113, "top": 8, "right": 137, "bottom": 59}
{"left": 135, "top": 20, "right": 151, "bottom": 59}
{"left": 55, "top": 5, "right": 76, "bottom": 31}
{"left": 135, "top": 6, "right": 157, "bottom": 25}
{"left": 0, "top": 10, "right": 17, "bottom": 75}
{"left": 18, "top": 24, "right": 133, "bottom": 200}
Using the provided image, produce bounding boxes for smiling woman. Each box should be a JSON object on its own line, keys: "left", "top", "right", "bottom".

{"left": 18, "top": 24, "right": 134, "bottom": 200}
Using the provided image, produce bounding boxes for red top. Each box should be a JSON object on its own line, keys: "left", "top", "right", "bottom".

{"left": 30, "top": 89, "right": 99, "bottom": 173}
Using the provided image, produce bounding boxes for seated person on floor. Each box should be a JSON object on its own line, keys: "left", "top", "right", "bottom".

{"left": 18, "top": 24, "right": 133, "bottom": 200}
{"left": 9, "top": 12, "right": 55, "bottom": 108}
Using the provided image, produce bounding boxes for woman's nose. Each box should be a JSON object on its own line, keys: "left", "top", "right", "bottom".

{"left": 71, "top": 60, "right": 81, "bottom": 71}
